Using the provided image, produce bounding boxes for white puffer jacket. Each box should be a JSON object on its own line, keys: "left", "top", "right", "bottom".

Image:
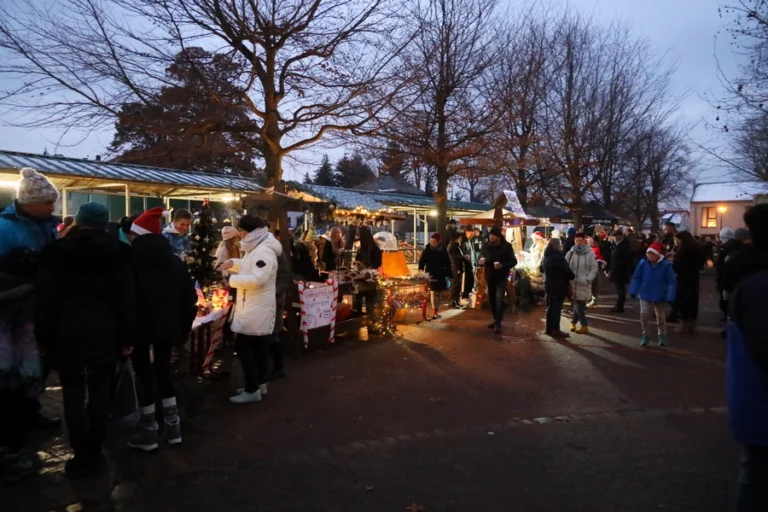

{"left": 228, "top": 230, "right": 282, "bottom": 336}
{"left": 566, "top": 245, "right": 598, "bottom": 302}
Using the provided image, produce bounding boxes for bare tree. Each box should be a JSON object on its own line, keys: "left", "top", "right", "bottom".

{"left": 537, "top": 15, "right": 677, "bottom": 226}
{"left": 488, "top": 15, "right": 552, "bottom": 207}
{"left": 0, "top": 0, "right": 410, "bottom": 184}
{"left": 615, "top": 124, "right": 693, "bottom": 231}
{"left": 375, "top": 0, "right": 502, "bottom": 235}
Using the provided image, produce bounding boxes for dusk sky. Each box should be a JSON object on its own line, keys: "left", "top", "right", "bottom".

{"left": 0, "top": 0, "right": 740, "bottom": 183}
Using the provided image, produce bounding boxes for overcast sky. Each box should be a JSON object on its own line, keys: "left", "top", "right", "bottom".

{"left": 0, "top": 0, "right": 738, "bottom": 182}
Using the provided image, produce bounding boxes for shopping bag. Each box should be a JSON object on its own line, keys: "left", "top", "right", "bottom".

{"left": 112, "top": 359, "right": 140, "bottom": 426}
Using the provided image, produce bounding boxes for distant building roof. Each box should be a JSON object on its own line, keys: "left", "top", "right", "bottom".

{"left": 353, "top": 176, "right": 425, "bottom": 196}
{"left": 691, "top": 181, "right": 768, "bottom": 203}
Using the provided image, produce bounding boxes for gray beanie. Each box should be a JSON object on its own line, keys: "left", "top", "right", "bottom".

{"left": 719, "top": 228, "right": 734, "bottom": 243}
{"left": 734, "top": 228, "right": 751, "bottom": 242}
{"left": 16, "top": 168, "right": 59, "bottom": 204}
{"left": 75, "top": 202, "right": 109, "bottom": 230}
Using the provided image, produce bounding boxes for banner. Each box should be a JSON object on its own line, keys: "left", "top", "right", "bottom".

{"left": 297, "top": 279, "right": 339, "bottom": 348}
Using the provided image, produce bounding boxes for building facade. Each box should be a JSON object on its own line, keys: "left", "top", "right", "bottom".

{"left": 690, "top": 182, "right": 768, "bottom": 237}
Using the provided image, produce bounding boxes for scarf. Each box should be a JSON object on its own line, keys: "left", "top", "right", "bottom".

{"left": 240, "top": 227, "right": 269, "bottom": 253}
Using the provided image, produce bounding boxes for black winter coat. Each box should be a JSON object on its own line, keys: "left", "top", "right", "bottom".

{"left": 419, "top": 244, "right": 453, "bottom": 291}
{"left": 35, "top": 227, "right": 136, "bottom": 375}
{"left": 542, "top": 246, "right": 575, "bottom": 299}
{"left": 716, "top": 239, "right": 744, "bottom": 292}
{"left": 608, "top": 238, "right": 633, "bottom": 284}
{"left": 447, "top": 241, "right": 464, "bottom": 270}
{"left": 481, "top": 239, "right": 517, "bottom": 283}
{"left": 673, "top": 245, "right": 703, "bottom": 286}
{"left": 131, "top": 233, "right": 197, "bottom": 347}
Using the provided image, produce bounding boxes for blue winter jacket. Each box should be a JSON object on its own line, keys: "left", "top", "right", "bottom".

{"left": 0, "top": 204, "right": 59, "bottom": 259}
{"left": 162, "top": 224, "right": 191, "bottom": 260}
{"left": 727, "top": 265, "right": 768, "bottom": 447}
{"left": 727, "top": 322, "right": 768, "bottom": 446}
{"left": 629, "top": 258, "right": 676, "bottom": 303}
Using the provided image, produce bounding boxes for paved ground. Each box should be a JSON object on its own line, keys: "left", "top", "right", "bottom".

{"left": 6, "top": 273, "right": 739, "bottom": 511}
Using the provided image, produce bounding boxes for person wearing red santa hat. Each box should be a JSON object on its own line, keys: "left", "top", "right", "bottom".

{"left": 126, "top": 207, "right": 197, "bottom": 451}
{"left": 629, "top": 242, "right": 676, "bottom": 347}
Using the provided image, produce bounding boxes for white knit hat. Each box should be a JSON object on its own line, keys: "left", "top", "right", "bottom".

{"left": 16, "top": 168, "right": 59, "bottom": 204}
{"left": 719, "top": 228, "right": 734, "bottom": 243}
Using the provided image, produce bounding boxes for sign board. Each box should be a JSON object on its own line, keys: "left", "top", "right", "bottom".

{"left": 300, "top": 282, "right": 337, "bottom": 330}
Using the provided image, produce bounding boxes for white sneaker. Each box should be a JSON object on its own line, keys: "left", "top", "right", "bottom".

{"left": 229, "top": 390, "right": 262, "bottom": 404}
{"left": 237, "top": 384, "right": 268, "bottom": 396}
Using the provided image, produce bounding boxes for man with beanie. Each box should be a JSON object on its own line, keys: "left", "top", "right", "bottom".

{"left": 127, "top": 207, "right": 197, "bottom": 451}
{"left": 0, "top": 168, "right": 62, "bottom": 433}
{"left": 478, "top": 227, "right": 517, "bottom": 333}
{"left": 447, "top": 231, "right": 465, "bottom": 309}
{"left": 0, "top": 168, "right": 60, "bottom": 259}
{"left": 725, "top": 205, "right": 768, "bottom": 510}
{"left": 35, "top": 202, "right": 136, "bottom": 477}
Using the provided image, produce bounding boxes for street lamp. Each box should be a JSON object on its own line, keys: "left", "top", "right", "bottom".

{"left": 717, "top": 205, "right": 728, "bottom": 230}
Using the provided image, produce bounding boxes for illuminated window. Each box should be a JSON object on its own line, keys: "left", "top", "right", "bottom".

{"left": 701, "top": 207, "right": 718, "bottom": 228}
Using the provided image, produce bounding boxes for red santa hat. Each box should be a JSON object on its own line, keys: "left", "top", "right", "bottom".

{"left": 131, "top": 207, "right": 171, "bottom": 236}
{"left": 646, "top": 242, "right": 664, "bottom": 259}
{"left": 531, "top": 231, "right": 545, "bottom": 241}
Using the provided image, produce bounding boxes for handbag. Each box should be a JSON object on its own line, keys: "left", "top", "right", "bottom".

{"left": 112, "top": 359, "right": 140, "bottom": 426}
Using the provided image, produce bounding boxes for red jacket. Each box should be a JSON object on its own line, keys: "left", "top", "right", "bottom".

{"left": 591, "top": 245, "right": 605, "bottom": 263}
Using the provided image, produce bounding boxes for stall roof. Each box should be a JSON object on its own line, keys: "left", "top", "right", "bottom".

{"left": 289, "top": 183, "right": 387, "bottom": 211}
{"left": 289, "top": 182, "right": 490, "bottom": 213}
{"left": 353, "top": 176, "right": 425, "bottom": 196}
{"left": 0, "top": 150, "right": 267, "bottom": 199}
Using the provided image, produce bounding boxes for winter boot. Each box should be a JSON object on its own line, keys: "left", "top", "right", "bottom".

{"left": 127, "top": 405, "right": 159, "bottom": 452}
{"left": 162, "top": 397, "right": 182, "bottom": 446}
{"left": 658, "top": 335, "right": 669, "bottom": 347}
{"left": 640, "top": 335, "right": 649, "bottom": 347}
{"left": 2, "top": 450, "right": 37, "bottom": 484}
{"left": 570, "top": 323, "right": 578, "bottom": 332}
{"left": 229, "top": 390, "right": 262, "bottom": 405}
{"left": 575, "top": 326, "right": 589, "bottom": 335}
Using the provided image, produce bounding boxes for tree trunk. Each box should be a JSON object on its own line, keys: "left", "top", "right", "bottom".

{"left": 264, "top": 150, "right": 283, "bottom": 187}
{"left": 435, "top": 165, "right": 449, "bottom": 241}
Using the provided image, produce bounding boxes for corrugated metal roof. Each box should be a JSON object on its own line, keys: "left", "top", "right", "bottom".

{"left": 690, "top": 181, "right": 768, "bottom": 203}
{"left": 290, "top": 183, "right": 387, "bottom": 211}
{"left": 0, "top": 150, "right": 266, "bottom": 193}
{"left": 289, "top": 182, "right": 489, "bottom": 213}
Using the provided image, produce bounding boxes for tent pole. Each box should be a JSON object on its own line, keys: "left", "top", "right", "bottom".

{"left": 412, "top": 208, "right": 417, "bottom": 263}
{"left": 61, "top": 187, "right": 68, "bottom": 218}
{"left": 124, "top": 185, "right": 130, "bottom": 216}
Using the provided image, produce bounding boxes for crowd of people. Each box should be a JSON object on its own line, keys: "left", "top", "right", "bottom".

{"left": 1, "top": 167, "right": 766, "bottom": 506}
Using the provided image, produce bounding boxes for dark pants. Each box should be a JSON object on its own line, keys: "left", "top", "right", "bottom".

{"left": 738, "top": 445, "right": 768, "bottom": 512}
{"left": 236, "top": 334, "right": 269, "bottom": 393}
{"left": 676, "top": 275, "right": 700, "bottom": 321}
{"left": 449, "top": 266, "right": 463, "bottom": 304}
{"left": 60, "top": 371, "right": 111, "bottom": 460}
{"left": 132, "top": 342, "right": 174, "bottom": 408}
{"left": 614, "top": 281, "right": 626, "bottom": 310}
{"left": 546, "top": 295, "right": 565, "bottom": 333}
{"left": 0, "top": 389, "right": 36, "bottom": 453}
{"left": 462, "top": 262, "right": 475, "bottom": 298}
{"left": 269, "top": 335, "right": 284, "bottom": 373}
{"left": 487, "top": 279, "right": 506, "bottom": 326}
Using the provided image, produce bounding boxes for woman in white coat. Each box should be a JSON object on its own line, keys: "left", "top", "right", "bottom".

{"left": 566, "top": 232, "right": 598, "bottom": 334}
{"left": 220, "top": 215, "right": 282, "bottom": 404}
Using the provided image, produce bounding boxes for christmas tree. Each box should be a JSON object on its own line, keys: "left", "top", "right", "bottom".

{"left": 187, "top": 199, "right": 218, "bottom": 289}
